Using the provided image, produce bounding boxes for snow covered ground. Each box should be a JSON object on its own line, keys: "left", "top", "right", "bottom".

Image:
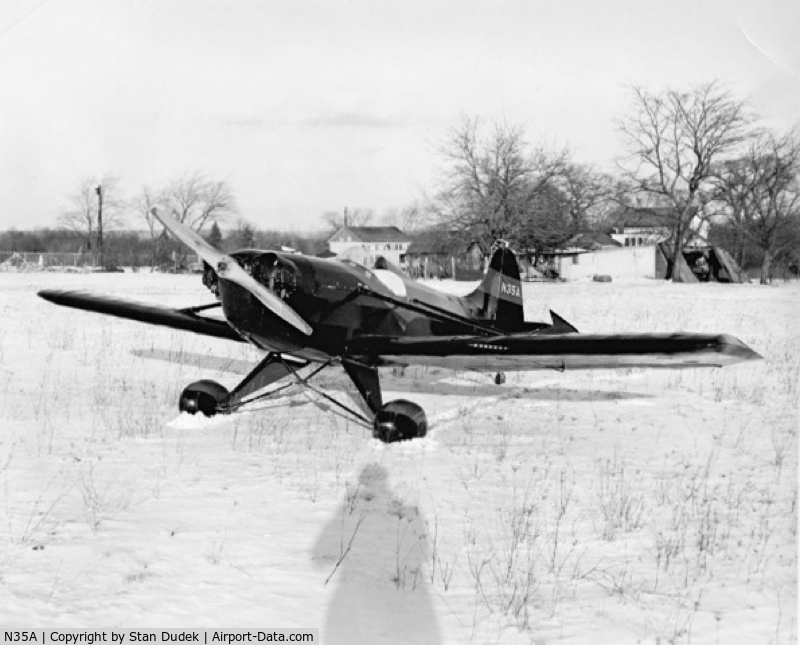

{"left": 0, "top": 271, "right": 796, "bottom": 644}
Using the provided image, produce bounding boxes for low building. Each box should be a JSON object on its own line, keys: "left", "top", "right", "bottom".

{"left": 609, "top": 207, "right": 672, "bottom": 247}
{"left": 547, "top": 245, "right": 665, "bottom": 281}
{"left": 567, "top": 231, "right": 622, "bottom": 252}
{"left": 328, "top": 225, "right": 412, "bottom": 267}
{"left": 544, "top": 243, "right": 746, "bottom": 282}
{"left": 608, "top": 207, "right": 709, "bottom": 248}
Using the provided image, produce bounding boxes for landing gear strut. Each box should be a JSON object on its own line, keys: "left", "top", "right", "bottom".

{"left": 176, "top": 355, "right": 429, "bottom": 443}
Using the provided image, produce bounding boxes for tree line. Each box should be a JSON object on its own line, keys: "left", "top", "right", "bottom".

{"left": 3, "top": 80, "right": 798, "bottom": 282}
{"left": 431, "top": 82, "right": 799, "bottom": 283}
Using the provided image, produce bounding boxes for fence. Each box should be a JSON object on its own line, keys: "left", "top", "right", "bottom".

{"left": 0, "top": 251, "right": 201, "bottom": 272}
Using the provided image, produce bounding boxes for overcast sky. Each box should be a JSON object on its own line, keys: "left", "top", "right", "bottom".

{"left": 0, "top": 0, "right": 797, "bottom": 231}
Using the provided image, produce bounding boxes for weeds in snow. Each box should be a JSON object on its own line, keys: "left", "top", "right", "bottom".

{"left": 78, "top": 464, "right": 133, "bottom": 531}
{"left": 594, "top": 454, "right": 647, "bottom": 541}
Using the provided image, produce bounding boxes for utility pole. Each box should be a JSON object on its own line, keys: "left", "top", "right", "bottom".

{"left": 96, "top": 184, "right": 104, "bottom": 268}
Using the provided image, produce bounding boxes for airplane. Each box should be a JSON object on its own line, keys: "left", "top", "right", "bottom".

{"left": 38, "top": 209, "right": 762, "bottom": 442}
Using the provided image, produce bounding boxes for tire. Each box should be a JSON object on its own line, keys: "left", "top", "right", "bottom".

{"left": 373, "top": 399, "right": 427, "bottom": 443}
{"left": 179, "top": 380, "right": 229, "bottom": 417}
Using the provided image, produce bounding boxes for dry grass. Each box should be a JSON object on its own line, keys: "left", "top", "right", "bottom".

{"left": 0, "top": 273, "right": 795, "bottom": 642}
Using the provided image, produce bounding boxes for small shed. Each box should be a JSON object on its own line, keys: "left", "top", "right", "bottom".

{"left": 547, "top": 245, "right": 661, "bottom": 280}
{"left": 405, "top": 238, "right": 487, "bottom": 280}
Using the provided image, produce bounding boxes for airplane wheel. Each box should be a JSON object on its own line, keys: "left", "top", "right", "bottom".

{"left": 373, "top": 399, "right": 427, "bottom": 443}
{"left": 179, "top": 380, "right": 229, "bottom": 417}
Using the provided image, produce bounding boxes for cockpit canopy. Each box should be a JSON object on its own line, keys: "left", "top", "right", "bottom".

{"left": 228, "top": 250, "right": 300, "bottom": 301}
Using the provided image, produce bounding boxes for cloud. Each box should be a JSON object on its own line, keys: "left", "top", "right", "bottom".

{"left": 224, "top": 116, "right": 268, "bottom": 128}
{"left": 301, "top": 111, "right": 405, "bottom": 129}
{"left": 224, "top": 111, "right": 405, "bottom": 130}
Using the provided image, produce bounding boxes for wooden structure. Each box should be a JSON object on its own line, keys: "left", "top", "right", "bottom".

{"left": 404, "top": 238, "right": 487, "bottom": 280}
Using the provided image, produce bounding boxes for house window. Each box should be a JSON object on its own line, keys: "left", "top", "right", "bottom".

{"left": 572, "top": 255, "right": 579, "bottom": 265}
{"left": 625, "top": 238, "right": 631, "bottom": 246}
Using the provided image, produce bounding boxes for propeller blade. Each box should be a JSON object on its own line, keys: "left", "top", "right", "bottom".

{"left": 150, "top": 208, "right": 312, "bottom": 336}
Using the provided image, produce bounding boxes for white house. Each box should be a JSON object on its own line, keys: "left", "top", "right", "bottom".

{"left": 609, "top": 207, "right": 709, "bottom": 248}
{"left": 328, "top": 225, "right": 413, "bottom": 267}
{"left": 609, "top": 208, "right": 671, "bottom": 247}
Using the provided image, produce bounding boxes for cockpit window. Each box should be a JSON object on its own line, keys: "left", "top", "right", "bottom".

{"left": 252, "top": 254, "right": 297, "bottom": 301}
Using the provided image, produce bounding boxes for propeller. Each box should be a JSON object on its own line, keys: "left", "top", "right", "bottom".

{"left": 150, "top": 208, "right": 313, "bottom": 336}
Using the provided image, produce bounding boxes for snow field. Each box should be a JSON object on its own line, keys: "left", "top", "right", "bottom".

{"left": 0, "top": 272, "right": 796, "bottom": 644}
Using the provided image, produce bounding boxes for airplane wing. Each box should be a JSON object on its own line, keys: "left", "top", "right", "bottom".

{"left": 38, "top": 290, "right": 244, "bottom": 343}
{"left": 346, "top": 332, "right": 762, "bottom": 371}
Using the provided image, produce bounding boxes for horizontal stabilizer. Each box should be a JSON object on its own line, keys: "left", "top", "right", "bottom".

{"left": 38, "top": 290, "right": 243, "bottom": 342}
{"left": 549, "top": 311, "right": 578, "bottom": 333}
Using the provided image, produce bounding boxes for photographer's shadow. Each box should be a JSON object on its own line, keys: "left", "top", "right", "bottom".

{"left": 312, "top": 464, "right": 441, "bottom": 644}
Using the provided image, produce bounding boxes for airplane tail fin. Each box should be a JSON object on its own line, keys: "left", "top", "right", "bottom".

{"left": 465, "top": 244, "right": 525, "bottom": 331}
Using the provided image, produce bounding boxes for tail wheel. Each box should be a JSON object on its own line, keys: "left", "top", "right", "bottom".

{"left": 179, "top": 380, "right": 229, "bottom": 417}
{"left": 373, "top": 399, "right": 427, "bottom": 443}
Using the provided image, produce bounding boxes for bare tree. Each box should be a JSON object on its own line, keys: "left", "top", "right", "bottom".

{"left": 59, "top": 175, "right": 125, "bottom": 262}
{"left": 511, "top": 184, "right": 576, "bottom": 263}
{"left": 616, "top": 81, "right": 751, "bottom": 280}
{"left": 557, "top": 163, "right": 618, "bottom": 231}
{"left": 711, "top": 154, "right": 757, "bottom": 268}
{"left": 379, "top": 203, "right": 427, "bottom": 232}
{"left": 321, "top": 207, "right": 374, "bottom": 232}
{"left": 714, "top": 129, "right": 800, "bottom": 283}
{"left": 163, "top": 171, "right": 235, "bottom": 232}
{"left": 432, "top": 116, "right": 568, "bottom": 249}
{"left": 132, "top": 185, "right": 170, "bottom": 270}
{"left": 137, "top": 171, "right": 235, "bottom": 270}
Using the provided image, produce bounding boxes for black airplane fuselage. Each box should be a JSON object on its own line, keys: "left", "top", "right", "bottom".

{"left": 209, "top": 249, "right": 758, "bottom": 373}
{"left": 214, "top": 250, "right": 489, "bottom": 360}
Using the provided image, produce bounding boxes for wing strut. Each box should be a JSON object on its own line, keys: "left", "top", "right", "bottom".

{"left": 354, "top": 285, "right": 506, "bottom": 336}
{"left": 219, "top": 352, "right": 310, "bottom": 411}
{"left": 218, "top": 354, "right": 373, "bottom": 425}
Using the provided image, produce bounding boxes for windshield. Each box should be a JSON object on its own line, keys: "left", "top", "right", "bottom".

{"left": 252, "top": 253, "right": 298, "bottom": 301}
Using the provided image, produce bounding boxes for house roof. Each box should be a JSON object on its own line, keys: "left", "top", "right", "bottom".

{"left": 610, "top": 207, "right": 673, "bottom": 229}
{"left": 329, "top": 226, "right": 412, "bottom": 244}
{"left": 406, "top": 239, "right": 449, "bottom": 255}
{"left": 406, "top": 237, "right": 489, "bottom": 256}
{"left": 570, "top": 231, "right": 622, "bottom": 250}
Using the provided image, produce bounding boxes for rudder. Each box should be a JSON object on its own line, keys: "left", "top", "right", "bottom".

{"left": 465, "top": 244, "right": 524, "bottom": 331}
